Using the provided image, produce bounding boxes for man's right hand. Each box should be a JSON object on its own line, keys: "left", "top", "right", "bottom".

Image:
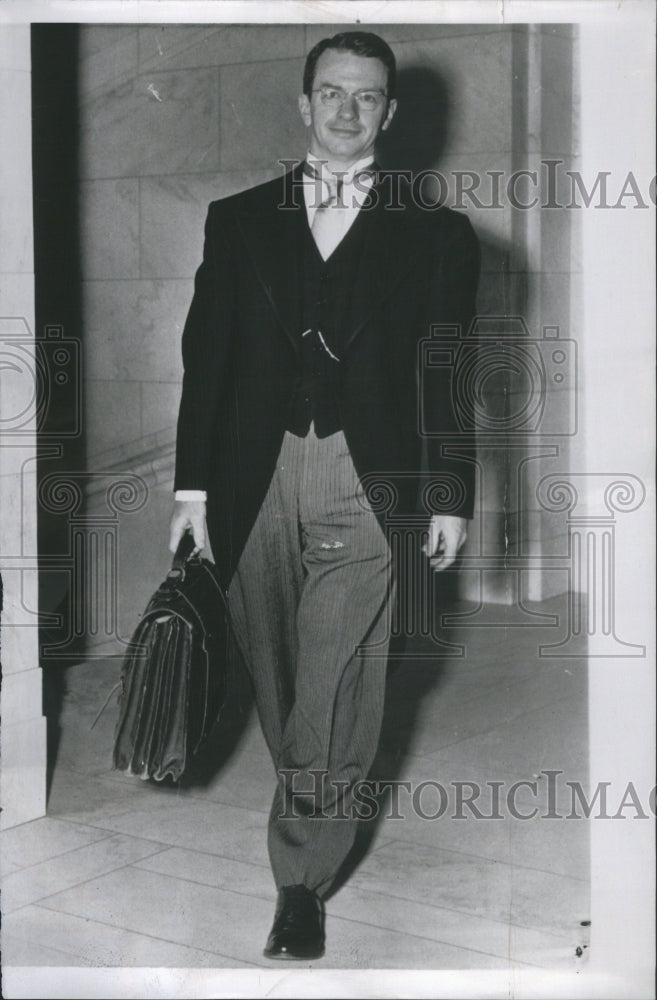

{"left": 169, "top": 500, "right": 206, "bottom": 555}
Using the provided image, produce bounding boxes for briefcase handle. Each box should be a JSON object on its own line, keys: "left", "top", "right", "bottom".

{"left": 170, "top": 528, "right": 199, "bottom": 579}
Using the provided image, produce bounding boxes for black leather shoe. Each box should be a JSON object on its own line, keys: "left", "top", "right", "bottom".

{"left": 263, "top": 884, "right": 325, "bottom": 960}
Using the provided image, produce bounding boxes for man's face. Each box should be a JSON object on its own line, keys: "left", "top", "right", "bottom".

{"left": 298, "top": 49, "right": 397, "bottom": 167}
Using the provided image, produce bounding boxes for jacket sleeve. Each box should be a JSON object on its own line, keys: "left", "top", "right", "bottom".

{"left": 423, "top": 212, "right": 481, "bottom": 519}
{"left": 174, "top": 201, "right": 235, "bottom": 491}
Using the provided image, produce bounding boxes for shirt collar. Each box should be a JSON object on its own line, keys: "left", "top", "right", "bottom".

{"left": 304, "top": 152, "right": 376, "bottom": 187}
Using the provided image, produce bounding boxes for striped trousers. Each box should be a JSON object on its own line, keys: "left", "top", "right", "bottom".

{"left": 227, "top": 427, "right": 393, "bottom": 897}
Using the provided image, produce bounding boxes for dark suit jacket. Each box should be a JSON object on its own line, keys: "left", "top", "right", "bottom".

{"left": 174, "top": 163, "right": 480, "bottom": 586}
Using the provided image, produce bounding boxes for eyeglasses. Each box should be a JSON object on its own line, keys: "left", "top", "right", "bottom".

{"left": 311, "top": 86, "right": 387, "bottom": 111}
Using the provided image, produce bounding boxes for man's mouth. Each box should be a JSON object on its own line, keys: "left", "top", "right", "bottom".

{"left": 329, "top": 127, "right": 361, "bottom": 135}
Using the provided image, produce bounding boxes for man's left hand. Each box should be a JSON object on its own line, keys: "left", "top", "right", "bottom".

{"left": 422, "top": 515, "right": 468, "bottom": 571}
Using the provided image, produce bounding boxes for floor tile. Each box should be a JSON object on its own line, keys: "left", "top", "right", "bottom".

{"left": 383, "top": 667, "right": 586, "bottom": 758}
{"left": 371, "top": 744, "right": 523, "bottom": 791}
{"left": 36, "top": 866, "right": 277, "bottom": 967}
{"left": 363, "top": 753, "right": 589, "bottom": 880}
{"left": 179, "top": 748, "right": 276, "bottom": 813}
{"left": 135, "top": 846, "right": 272, "bottom": 897}
{"left": 323, "top": 913, "right": 513, "bottom": 969}
{"left": 46, "top": 658, "right": 126, "bottom": 777}
{"left": 0, "top": 931, "right": 95, "bottom": 967}
{"left": 71, "top": 796, "right": 269, "bottom": 865}
{"left": 2, "top": 904, "right": 258, "bottom": 967}
{"left": 47, "top": 767, "right": 149, "bottom": 825}
{"left": 329, "top": 883, "right": 579, "bottom": 969}
{"left": 49, "top": 717, "right": 119, "bottom": 779}
{"left": 229, "top": 718, "right": 270, "bottom": 759}
{"left": 347, "top": 838, "right": 588, "bottom": 940}
{"left": 423, "top": 697, "right": 588, "bottom": 776}
{"left": 0, "top": 817, "right": 109, "bottom": 873}
{"left": 512, "top": 822, "right": 588, "bottom": 883}
{"left": 33, "top": 864, "right": 514, "bottom": 970}
{"left": 2, "top": 833, "right": 167, "bottom": 912}
{"left": 363, "top": 755, "right": 524, "bottom": 863}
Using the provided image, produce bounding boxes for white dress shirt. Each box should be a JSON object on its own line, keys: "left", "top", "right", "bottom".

{"left": 175, "top": 154, "right": 376, "bottom": 503}
{"left": 303, "top": 152, "right": 376, "bottom": 260}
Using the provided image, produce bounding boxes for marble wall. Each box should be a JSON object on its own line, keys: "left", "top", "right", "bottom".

{"left": 76, "top": 23, "right": 578, "bottom": 648}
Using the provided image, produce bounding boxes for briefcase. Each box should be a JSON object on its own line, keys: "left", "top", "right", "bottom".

{"left": 113, "top": 529, "right": 228, "bottom": 782}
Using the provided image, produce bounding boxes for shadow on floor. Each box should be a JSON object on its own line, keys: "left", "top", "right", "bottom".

{"left": 43, "top": 663, "right": 71, "bottom": 804}
{"left": 180, "top": 640, "right": 257, "bottom": 788}
{"left": 327, "top": 586, "right": 465, "bottom": 899}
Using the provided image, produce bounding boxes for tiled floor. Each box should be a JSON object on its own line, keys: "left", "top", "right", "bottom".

{"left": 1, "top": 594, "right": 590, "bottom": 985}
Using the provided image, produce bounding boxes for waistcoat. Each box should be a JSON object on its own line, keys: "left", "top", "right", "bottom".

{"left": 286, "top": 206, "right": 370, "bottom": 438}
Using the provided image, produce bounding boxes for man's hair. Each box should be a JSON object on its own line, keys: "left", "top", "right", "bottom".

{"left": 303, "top": 31, "right": 397, "bottom": 99}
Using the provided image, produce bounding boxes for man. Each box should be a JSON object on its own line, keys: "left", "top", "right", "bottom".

{"left": 170, "top": 31, "right": 479, "bottom": 961}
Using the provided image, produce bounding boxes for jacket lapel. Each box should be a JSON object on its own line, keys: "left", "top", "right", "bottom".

{"left": 336, "top": 176, "right": 430, "bottom": 357}
{"left": 234, "top": 165, "right": 429, "bottom": 358}
{"left": 234, "top": 165, "right": 305, "bottom": 355}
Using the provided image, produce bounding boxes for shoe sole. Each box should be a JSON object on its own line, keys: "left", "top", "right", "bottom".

{"left": 263, "top": 948, "right": 325, "bottom": 961}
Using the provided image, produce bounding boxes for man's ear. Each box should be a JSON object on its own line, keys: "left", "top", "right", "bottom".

{"left": 298, "top": 93, "right": 312, "bottom": 126}
{"left": 381, "top": 97, "right": 397, "bottom": 132}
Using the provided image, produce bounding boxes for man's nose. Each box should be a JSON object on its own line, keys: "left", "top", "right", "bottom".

{"left": 337, "top": 95, "right": 359, "bottom": 120}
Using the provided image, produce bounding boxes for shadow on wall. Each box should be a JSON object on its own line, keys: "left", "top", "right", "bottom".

{"left": 378, "top": 63, "right": 528, "bottom": 316}
{"left": 377, "top": 64, "right": 529, "bottom": 612}
{"left": 377, "top": 65, "right": 451, "bottom": 173}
